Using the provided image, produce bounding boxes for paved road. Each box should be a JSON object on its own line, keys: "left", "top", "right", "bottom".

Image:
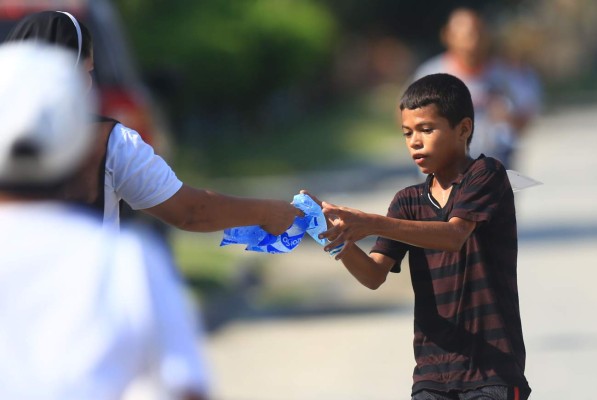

{"left": 203, "top": 103, "right": 597, "bottom": 400}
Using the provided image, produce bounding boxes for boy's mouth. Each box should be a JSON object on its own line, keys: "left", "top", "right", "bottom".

{"left": 413, "top": 153, "right": 427, "bottom": 165}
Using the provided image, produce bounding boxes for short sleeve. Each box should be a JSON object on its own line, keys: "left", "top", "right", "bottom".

{"left": 449, "top": 160, "right": 510, "bottom": 223}
{"left": 106, "top": 124, "right": 182, "bottom": 210}
{"left": 370, "top": 190, "right": 411, "bottom": 272}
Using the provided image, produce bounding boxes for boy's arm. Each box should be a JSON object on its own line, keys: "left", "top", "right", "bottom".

{"left": 298, "top": 190, "right": 396, "bottom": 289}
{"left": 334, "top": 242, "right": 396, "bottom": 290}
{"left": 144, "top": 184, "right": 301, "bottom": 235}
{"left": 321, "top": 202, "right": 476, "bottom": 254}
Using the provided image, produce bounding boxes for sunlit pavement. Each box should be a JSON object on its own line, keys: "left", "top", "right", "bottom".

{"left": 204, "top": 103, "right": 597, "bottom": 400}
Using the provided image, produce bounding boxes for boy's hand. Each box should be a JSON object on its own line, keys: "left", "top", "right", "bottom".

{"left": 320, "top": 202, "right": 374, "bottom": 252}
{"left": 299, "top": 189, "right": 322, "bottom": 207}
{"left": 260, "top": 200, "right": 303, "bottom": 236}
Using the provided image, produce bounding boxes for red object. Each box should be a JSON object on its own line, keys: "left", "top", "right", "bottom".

{"left": 0, "top": 1, "right": 85, "bottom": 18}
{"left": 98, "top": 87, "right": 155, "bottom": 146}
{"left": 0, "top": 0, "right": 171, "bottom": 155}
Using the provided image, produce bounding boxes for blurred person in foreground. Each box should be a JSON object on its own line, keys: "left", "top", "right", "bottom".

{"left": 310, "top": 74, "right": 531, "bottom": 399}
{"left": 5, "top": 10, "right": 301, "bottom": 233}
{"left": 0, "top": 42, "right": 209, "bottom": 400}
{"left": 413, "top": 7, "right": 542, "bottom": 169}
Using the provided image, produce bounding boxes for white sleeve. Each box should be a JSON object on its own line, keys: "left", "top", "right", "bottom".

{"left": 135, "top": 230, "right": 211, "bottom": 396}
{"left": 413, "top": 54, "right": 445, "bottom": 80}
{"left": 105, "top": 124, "right": 182, "bottom": 210}
{"left": 509, "top": 68, "right": 542, "bottom": 115}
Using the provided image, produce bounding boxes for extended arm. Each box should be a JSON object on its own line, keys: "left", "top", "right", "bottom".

{"left": 335, "top": 244, "right": 396, "bottom": 290}
{"left": 321, "top": 202, "right": 476, "bottom": 254}
{"left": 298, "top": 191, "right": 400, "bottom": 290}
{"left": 108, "top": 126, "right": 300, "bottom": 235}
{"left": 143, "top": 184, "right": 301, "bottom": 235}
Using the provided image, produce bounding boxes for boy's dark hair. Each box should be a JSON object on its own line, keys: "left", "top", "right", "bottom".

{"left": 400, "top": 73, "right": 475, "bottom": 146}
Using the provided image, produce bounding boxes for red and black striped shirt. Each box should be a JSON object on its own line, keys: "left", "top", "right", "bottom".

{"left": 371, "top": 156, "right": 530, "bottom": 398}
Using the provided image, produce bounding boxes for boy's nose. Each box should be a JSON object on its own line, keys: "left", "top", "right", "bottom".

{"left": 409, "top": 133, "right": 423, "bottom": 149}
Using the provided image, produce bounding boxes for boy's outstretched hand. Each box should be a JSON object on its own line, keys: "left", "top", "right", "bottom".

{"left": 298, "top": 189, "right": 323, "bottom": 208}
{"left": 299, "top": 189, "right": 376, "bottom": 258}
{"left": 320, "top": 202, "right": 376, "bottom": 253}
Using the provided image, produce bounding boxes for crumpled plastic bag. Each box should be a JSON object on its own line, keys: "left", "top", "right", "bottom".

{"left": 506, "top": 170, "right": 543, "bottom": 192}
{"left": 220, "top": 193, "right": 327, "bottom": 254}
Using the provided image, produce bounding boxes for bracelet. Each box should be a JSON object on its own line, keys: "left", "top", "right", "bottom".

{"left": 328, "top": 242, "right": 345, "bottom": 257}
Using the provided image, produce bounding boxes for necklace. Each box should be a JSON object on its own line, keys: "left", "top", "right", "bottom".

{"left": 431, "top": 176, "right": 452, "bottom": 206}
{"left": 438, "top": 187, "right": 451, "bottom": 205}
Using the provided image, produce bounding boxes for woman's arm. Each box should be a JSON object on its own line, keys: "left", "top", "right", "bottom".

{"left": 143, "top": 184, "right": 301, "bottom": 235}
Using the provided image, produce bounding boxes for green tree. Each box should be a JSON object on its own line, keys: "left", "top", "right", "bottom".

{"left": 115, "top": 0, "right": 336, "bottom": 127}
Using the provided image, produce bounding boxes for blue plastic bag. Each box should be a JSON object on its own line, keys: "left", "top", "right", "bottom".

{"left": 220, "top": 193, "right": 327, "bottom": 254}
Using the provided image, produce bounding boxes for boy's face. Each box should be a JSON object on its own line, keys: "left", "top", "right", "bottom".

{"left": 400, "top": 104, "right": 470, "bottom": 175}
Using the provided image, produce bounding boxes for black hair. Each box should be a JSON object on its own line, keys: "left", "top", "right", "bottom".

{"left": 400, "top": 73, "right": 475, "bottom": 146}
{"left": 5, "top": 11, "right": 93, "bottom": 59}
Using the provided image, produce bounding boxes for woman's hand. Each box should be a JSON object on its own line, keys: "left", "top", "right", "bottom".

{"left": 260, "top": 199, "right": 303, "bottom": 236}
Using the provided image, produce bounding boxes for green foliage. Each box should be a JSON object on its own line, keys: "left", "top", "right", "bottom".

{"left": 171, "top": 231, "right": 240, "bottom": 296}
{"left": 172, "top": 86, "right": 406, "bottom": 181}
{"left": 116, "top": 0, "right": 336, "bottom": 111}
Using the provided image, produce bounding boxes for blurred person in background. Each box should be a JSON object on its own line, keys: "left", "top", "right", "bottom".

{"left": 5, "top": 10, "right": 301, "bottom": 233}
{"left": 0, "top": 42, "right": 209, "bottom": 399}
{"left": 413, "top": 7, "right": 542, "bottom": 169}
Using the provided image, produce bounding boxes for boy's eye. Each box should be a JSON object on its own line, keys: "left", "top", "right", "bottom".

{"left": 402, "top": 131, "right": 412, "bottom": 138}
{"left": 422, "top": 128, "right": 433, "bottom": 134}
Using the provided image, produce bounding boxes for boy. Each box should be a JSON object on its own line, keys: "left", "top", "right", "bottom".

{"left": 317, "top": 73, "right": 530, "bottom": 399}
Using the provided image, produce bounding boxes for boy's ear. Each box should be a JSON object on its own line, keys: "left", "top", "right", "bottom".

{"left": 459, "top": 118, "right": 473, "bottom": 142}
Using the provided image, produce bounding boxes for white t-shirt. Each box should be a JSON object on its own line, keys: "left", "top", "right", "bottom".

{"left": 0, "top": 202, "right": 210, "bottom": 399}
{"left": 104, "top": 123, "right": 183, "bottom": 229}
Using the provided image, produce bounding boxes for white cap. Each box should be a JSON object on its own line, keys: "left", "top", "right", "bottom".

{"left": 0, "top": 42, "right": 95, "bottom": 185}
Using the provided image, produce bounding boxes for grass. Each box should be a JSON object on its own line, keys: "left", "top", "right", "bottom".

{"left": 171, "top": 231, "right": 242, "bottom": 298}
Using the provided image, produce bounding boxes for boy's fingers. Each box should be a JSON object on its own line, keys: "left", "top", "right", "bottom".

{"left": 300, "top": 189, "right": 323, "bottom": 207}
{"left": 322, "top": 202, "right": 350, "bottom": 216}
{"left": 322, "top": 227, "right": 344, "bottom": 249}
{"left": 318, "top": 226, "right": 336, "bottom": 240}
{"left": 324, "top": 237, "right": 344, "bottom": 252}
{"left": 322, "top": 202, "right": 341, "bottom": 216}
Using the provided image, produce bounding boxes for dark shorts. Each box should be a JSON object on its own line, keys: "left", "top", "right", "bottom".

{"left": 411, "top": 385, "right": 524, "bottom": 400}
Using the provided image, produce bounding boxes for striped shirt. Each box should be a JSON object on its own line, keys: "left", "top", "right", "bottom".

{"left": 371, "top": 156, "right": 530, "bottom": 397}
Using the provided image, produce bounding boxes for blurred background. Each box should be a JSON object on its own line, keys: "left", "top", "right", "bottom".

{"left": 117, "top": 1, "right": 597, "bottom": 398}
{"left": 3, "top": 0, "right": 597, "bottom": 398}
{"left": 112, "top": 0, "right": 597, "bottom": 301}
